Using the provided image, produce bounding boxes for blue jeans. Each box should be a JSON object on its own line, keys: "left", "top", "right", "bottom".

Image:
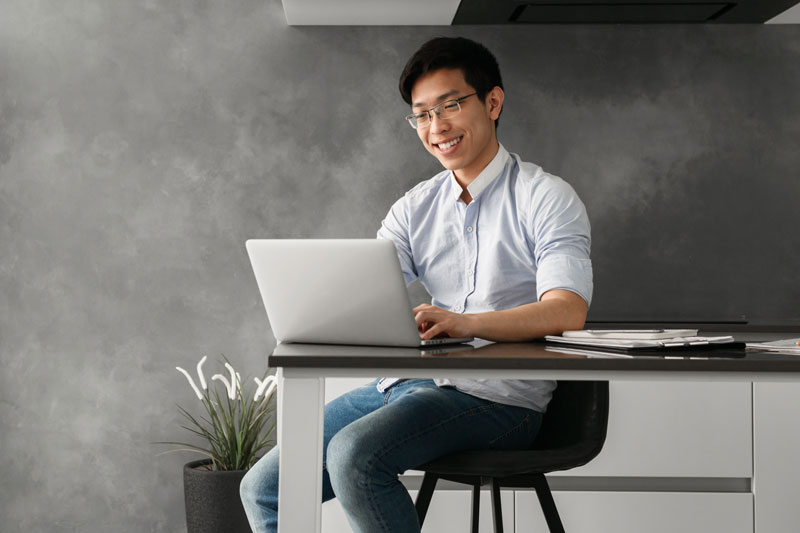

{"left": 240, "top": 379, "right": 543, "bottom": 533}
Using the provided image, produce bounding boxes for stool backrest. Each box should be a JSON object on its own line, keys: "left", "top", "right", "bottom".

{"left": 530, "top": 381, "right": 609, "bottom": 463}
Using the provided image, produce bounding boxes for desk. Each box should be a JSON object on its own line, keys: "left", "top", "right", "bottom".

{"left": 268, "top": 341, "right": 800, "bottom": 533}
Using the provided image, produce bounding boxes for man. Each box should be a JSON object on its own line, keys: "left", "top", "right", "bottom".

{"left": 240, "top": 36, "right": 592, "bottom": 533}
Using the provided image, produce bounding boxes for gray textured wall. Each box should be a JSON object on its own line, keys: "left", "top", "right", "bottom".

{"left": 2, "top": 0, "right": 799, "bottom": 531}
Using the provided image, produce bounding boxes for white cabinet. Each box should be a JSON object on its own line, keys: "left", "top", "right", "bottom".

{"left": 318, "top": 379, "right": 755, "bottom": 533}
{"left": 561, "top": 381, "right": 752, "bottom": 478}
{"left": 515, "top": 491, "right": 753, "bottom": 533}
{"left": 325, "top": 380, "right": 753, "bottom": 478}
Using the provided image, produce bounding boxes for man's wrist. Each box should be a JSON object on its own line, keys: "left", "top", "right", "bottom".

{"left": 463, "top": 311, "right": 487, "bottom": 339}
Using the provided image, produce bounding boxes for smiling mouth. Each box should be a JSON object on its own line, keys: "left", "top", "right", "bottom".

{"left": 435, "top": 136, "right": 463, "bottom": 152}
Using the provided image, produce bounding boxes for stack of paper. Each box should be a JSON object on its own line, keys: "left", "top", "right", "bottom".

{"left": 745, "top": 338, "right": 800, "bottom": 355}
{"left": 546, "top": 329, "right": 736, "bottom": 350}
{"left": 563, "top": 329, "right": 698, "bottom": 340}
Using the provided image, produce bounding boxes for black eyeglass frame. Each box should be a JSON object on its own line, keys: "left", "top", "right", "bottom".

{"left": 405, "top": 92, "right": 478, "bottom": 129}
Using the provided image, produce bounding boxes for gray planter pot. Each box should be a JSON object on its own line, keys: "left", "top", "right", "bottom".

{"left": 183, "top": 459, "right": 251, "bottom": 533}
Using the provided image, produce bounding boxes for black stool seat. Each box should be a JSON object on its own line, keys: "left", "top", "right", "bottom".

{"left": 414, "top": 381, "right": 609, "bottom": 533}
{"left": 415, "top": 443, "right": 603, "bottom": 478}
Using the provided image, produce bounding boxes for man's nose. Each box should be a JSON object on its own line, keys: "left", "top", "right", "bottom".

{"left": 429, "top": 112, "right": 449, "bottom": 134}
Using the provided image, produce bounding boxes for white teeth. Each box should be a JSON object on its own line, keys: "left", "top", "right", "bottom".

{"left": 437, "top": 137, "right": 462, "bottom": 150}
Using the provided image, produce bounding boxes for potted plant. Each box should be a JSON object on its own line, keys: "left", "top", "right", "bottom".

{"left": 159, "top": 356, "right": 277, "bottom": 533}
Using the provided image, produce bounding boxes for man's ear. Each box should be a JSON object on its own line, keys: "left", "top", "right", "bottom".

{"left": 487, "top": 86, "right": 504, "bottom": 121}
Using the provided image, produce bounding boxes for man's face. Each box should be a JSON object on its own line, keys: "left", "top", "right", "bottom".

{"left": 410, "top": 68, "right": 503, "bottom": 181}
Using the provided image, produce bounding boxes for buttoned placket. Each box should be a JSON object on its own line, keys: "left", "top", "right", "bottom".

{"left": 455, "top": 198, "right": 480, "bottom": 314}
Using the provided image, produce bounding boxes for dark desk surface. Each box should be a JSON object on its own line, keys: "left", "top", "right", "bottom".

{"left": 269, "top": 338, "right": 800, "bottom": 375}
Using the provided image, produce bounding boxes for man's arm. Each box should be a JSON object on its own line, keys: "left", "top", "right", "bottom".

{"left": 414, "top": 289, "right": 587, "bottom": 342}
{"left": 377, "top": 195, "right": 419, "bottom": 286}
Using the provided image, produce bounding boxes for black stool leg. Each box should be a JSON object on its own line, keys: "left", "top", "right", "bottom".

{"left": 414, "top": 473, "right": 439, "bottom": 526}
{"left": 470, "top": 482, "right": 481, "bottom": 533}
{"left": 490, "top": 478, "right": 504, "bottom": 533}
{"left": 532, "top": 474, "right": 565, "bottom": 533}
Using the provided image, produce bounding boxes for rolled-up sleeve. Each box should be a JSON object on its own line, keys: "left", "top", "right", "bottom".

{"left": 377, "top": 197, "right": 418, "bottom": 286}
{"left": 536, "top": 254, "right": 593, "bottom": 306}
{"left": 531, "top": 178, "right": 593, "bottom": 306}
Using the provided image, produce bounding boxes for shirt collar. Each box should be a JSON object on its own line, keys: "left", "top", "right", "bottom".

{"left": 448, "top": 143, "right": 510, "bottom": 203}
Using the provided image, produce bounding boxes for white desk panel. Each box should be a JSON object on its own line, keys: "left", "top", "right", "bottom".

{"left": 560, "top": 381, "right": 752, "bottom": 478}
{"left": 516, "top": 491, "right": 753, "bottom": 533}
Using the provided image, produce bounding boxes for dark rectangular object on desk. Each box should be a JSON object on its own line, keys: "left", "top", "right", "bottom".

{"left": 626, "top": 343, "right": 746, "bottom": 358}
{"left": 545, "top": 341, "right": 748, "bottom": 358}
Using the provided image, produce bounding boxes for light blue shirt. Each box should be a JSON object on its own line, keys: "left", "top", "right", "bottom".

{"left": 376, "top": 144, "right": 593, "bottom": 412}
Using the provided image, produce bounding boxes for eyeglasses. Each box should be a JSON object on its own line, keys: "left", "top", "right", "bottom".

{"left": 405, "top": 92, "right": 477, "bottom": 129}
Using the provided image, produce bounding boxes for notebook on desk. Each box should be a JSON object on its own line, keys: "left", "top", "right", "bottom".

{"left": 246, "top": 239, "right": 473, "bottom": 347}
{"left": 544, "top": 334, "right": 745, "bottom": 356}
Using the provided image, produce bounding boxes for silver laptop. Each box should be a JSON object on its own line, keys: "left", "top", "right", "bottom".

{"left": 246, "top": 239, "right": 473, "bottom": 347}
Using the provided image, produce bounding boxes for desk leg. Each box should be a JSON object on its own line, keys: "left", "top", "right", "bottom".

{"left": 276, "top": 368, "right": 325, "bottom": 533}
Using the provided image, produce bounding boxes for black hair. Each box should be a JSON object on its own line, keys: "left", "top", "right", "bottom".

{"left": 399, "top": 37, "right": 504, "bottom": 128}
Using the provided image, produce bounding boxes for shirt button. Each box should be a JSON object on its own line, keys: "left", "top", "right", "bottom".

{"left": 453, "top": 305, "right": 462, "bottom": 312}
{"left": 466, "top": 226, "right": 473, "bottom": 233}
{"left": 466, "top": 269, "right": 473, "bottom": 276}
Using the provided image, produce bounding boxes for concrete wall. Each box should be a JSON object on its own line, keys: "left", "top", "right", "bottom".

{"left": 1, "top": 0, "right": 799, "bottom": 530}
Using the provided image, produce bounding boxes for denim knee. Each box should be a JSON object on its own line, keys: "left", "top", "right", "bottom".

{"left": 239, "top": 451, "right": 279, "bottom": 509}
{"left": 240, "top": 466, "right": 267, "bottom": 512}
{"left": 326, "top": 429, "right": 378, "bottom": 495}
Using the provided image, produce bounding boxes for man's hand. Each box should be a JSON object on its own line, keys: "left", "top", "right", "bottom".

{"left": 413, "top": 304, "right": 475, "bottom": 340}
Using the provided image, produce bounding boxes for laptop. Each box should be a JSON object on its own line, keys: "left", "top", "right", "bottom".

{"left": 246, "top": 239, "right": 474, "bottom": 347}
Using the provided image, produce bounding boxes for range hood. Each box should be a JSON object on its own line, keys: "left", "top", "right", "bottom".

{"left": 281, "top": 0, "right": 800, "bottom": 25}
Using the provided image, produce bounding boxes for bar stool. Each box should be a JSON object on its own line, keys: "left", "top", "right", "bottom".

{"left": 413, "top": 381, "right": 609, "bottom": 532}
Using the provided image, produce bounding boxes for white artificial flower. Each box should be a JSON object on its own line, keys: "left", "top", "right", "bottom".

{"left": 176, "top": 366, "right": 203, "bottom": 400}
{"left": 212, "top": 374, "right": 233, "bottom": 400}
{"left": 224, "top": 363, "right": 238, "bottom": 400}
{"left": 254, "top": 377, "right": 264, "bottom": 399}
{"left": 254, "top": 375, "right": 277, "bottom": 402}
{"left": 196, "top": 355, "right": 208, "bottom": 390}
{"left": 253, "top": 377, "right": 265, "bottom": 401}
